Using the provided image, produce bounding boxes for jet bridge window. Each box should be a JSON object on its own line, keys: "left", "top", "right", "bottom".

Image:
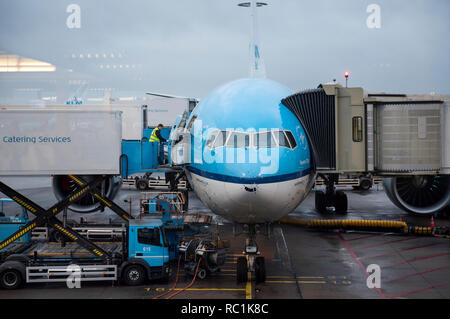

{"left": 352, "top": 116, "right": 363, "bottom": 142}
{"left": 226, "top": 132, "right": 250, "bottom": 148}
{"left": 138, "top": 227, "right": 162, "bottom": 247}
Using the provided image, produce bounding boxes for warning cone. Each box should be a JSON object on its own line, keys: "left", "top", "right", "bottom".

{"left": 430, "top": 216, "right": 435, "bottom": 228}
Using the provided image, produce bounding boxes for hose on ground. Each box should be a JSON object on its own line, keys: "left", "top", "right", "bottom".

{"left": 166, "top": 257, "right": 202, "bottom": 299}
{"left": 278, "top": 217, "right": 450, "bottom": 238}
{"left": 152, "top": 255, "right": 182, "bottom": 300}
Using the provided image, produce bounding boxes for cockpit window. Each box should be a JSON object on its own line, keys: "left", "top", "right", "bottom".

{"left": 214, "top": 130, "right": 229, "bottom": 148}
{"left": 207, "top": 129, "right": 297, "bottom": 150}
{"left": 273, "top": 130, "right": 297, "bottom": 149}
{"left": 206, "top": 130, "right": 219, "bottom": 148}
{"left": 274, "top": 130, "right": 289, "bottom": 148}
{"left": 284, "top": 131, "right": 297, "bottom": 149}
{"left": 186, "top": 115, "right": 197, "bottom": 132}
{"left": 255, "top": 131, "right": 276, "bottom": 148}
{"left": 226, "top": 132, "right": 250, "bottom": 148}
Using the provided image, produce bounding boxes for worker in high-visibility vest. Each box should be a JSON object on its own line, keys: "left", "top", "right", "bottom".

{"left": 149, "top": 124, "right": 167, "bottom": 143}
{"left": 149, "top": 124, "right": 167, "bottom": 164}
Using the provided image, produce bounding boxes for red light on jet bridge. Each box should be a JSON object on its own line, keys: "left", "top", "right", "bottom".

{"left": 344, "top": 72, "right": 349, "bottom": 78}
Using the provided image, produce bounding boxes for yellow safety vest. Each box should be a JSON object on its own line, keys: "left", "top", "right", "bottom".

{"left": 149, "top": 127, "right": 160, "bottom": 142}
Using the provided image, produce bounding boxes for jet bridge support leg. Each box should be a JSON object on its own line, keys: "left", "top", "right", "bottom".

{"left": 315, "top": 174, "right": 348, "bottom": 214}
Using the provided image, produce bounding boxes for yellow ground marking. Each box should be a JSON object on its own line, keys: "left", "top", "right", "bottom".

{"left": 27, "top": 252, "right": 93, "bottom": 256}
{"left": 246, "top": 271, "right": 252, "bottom": 299}
{"left": 47, "top": 241, "right": 118, "bottom": 245}
{"left": 265, "top": 280, "right": 327, "bottom": 284}
{"left": 146, "top": 287, "right": 245, "bottom": 292}
{"left": 266, "top": 275, "right": 325, "bottom": 279}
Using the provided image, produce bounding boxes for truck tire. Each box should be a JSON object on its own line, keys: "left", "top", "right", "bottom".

{"left": 0, "top": 269, "right": 23, "bottom": 290}
{"left": 51, "top": 230, "right": 69, "bottom": 243}
{"left": 359, "top": 178, "right": 372, "bottom": 191}
{"left": 196, "top": 267, "right": 207, "bottom": 280}
{"left": 136, "top": 179, "right": 148, "bottom": 191}
{"left": 122, "top": 265, "right": 146, "bottom": 286}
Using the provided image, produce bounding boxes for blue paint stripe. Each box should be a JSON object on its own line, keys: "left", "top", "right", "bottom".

{"left": 187, "top": 166, "right": 310, "bottom": 184}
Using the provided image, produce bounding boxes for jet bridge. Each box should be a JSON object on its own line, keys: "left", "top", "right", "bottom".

{"left": 282, "top": 83, "right": 450, "bottom": 215}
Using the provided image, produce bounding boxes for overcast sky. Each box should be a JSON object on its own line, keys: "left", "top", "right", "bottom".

{"left": 0, "top": 0, "right": 449, "bottom": 100}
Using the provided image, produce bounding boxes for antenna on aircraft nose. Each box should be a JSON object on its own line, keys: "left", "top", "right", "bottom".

{"left": 238, "top": 1, "right": 268, "bottom": 78}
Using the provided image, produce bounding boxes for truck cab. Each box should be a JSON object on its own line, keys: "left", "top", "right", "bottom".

{"left": 0, "top": 199, "right": 31, "bottom": 244}
{"left": 122, "top": 219, "right": 170, "bottom": 285}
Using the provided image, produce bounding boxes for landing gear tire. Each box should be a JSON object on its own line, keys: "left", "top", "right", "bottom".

{"left": 255, "top": 257, "right": 266, "bottom": 283}
{"left": 197, "top": 267, "right": 207, "bottom": 280}
{"left": 334, "top": 191, "right": 348, "bottom": 214}
{"left": 236, "top": 257, "right": 248, "bottom": 283}
{"left": 122, "top": 265, "right": 146, "bottom": 286}
{"left": 0, "top": 270, "right": 22, "bottom": 290}
{"left": 136, "top": 179, "right": 148, "bottom": 191}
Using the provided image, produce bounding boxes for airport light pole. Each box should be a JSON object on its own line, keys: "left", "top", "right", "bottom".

{"left": 238, "top": 1, "right": 268, "bottom": 78}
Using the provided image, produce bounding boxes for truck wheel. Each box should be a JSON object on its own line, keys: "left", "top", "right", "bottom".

{"left": 136, "top": 179, "right": 148, "bottom": 191}
{"left": 236, "top": 257, "right": 248, "bottom": 283}
{"left": 123, "top": 265, "right": 146, "bottom": 286}
{"left": 359, "top": 179, "right": 372, "bottom": 191}
{"left": 51, "top": 230, "right": 69, "bottom": 243}
{"left": 197, "top": 268, "right": 207, "bottom": 280}
{"left": 0, "top": 269, "right": 22, "bottom": 290}
{"left": 255, "top": 257, "right": 266, "bottom": 283}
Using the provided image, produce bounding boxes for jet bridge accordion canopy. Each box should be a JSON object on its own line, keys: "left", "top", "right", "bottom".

{"left": 281, "top": 88, "right": 337, "bottom": 170}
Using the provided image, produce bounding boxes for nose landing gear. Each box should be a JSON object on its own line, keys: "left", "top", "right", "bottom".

{"left": 235, "top": 224, "right": 267, "bottom": 284}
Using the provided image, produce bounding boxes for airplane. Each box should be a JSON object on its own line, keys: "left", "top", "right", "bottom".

{"left": 169, "top": 1, "right": 315, "bottom": 283}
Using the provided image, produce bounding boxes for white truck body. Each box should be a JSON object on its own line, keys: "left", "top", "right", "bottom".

{"left": 146, "top": 98, "right": 190, "bottom": 127}
{"left": 0, "top": 109, "right": 122, "bottom": 175}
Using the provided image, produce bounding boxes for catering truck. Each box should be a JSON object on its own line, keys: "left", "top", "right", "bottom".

{"left": 0, "top": 218, "right": 170, "bottom": 289}
{"left": 0, "top": 109, "right": 171, "bottom": 289}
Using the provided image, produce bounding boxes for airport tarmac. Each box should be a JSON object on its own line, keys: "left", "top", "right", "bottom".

{"left": 0, "top": 177, "right": 449, "bottom": 299}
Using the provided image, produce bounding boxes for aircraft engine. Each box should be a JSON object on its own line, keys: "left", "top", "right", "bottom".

{"left": 383, "top": 175, "right": 450, "bottom": 215}
{"left": 52, "top": 175, "right": 122, "bottom": 213}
